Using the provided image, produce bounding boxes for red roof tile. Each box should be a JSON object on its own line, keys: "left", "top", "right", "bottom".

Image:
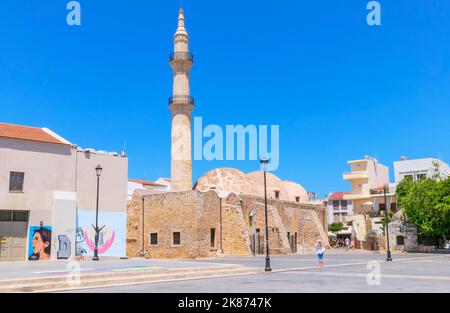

{"left": 128, "top": 179, "right": 166, "bottom": 187}
{"left": 328, "top": 192, "right": 348, "bottom": 200}
{"left": 0, "top": 123, "right": 69, "bottom": 145}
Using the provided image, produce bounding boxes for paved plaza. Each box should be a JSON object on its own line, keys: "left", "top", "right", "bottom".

{"left": 53, "top": 251, "right": 450, "bottom": 293}
{"left": 0, "top": 257, "right": 228, "bottom": 280}
{"left": 0, "top": 250, "right": 448, "bottom": 293}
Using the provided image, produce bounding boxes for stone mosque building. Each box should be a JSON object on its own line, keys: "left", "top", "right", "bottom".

{"left": 126, "top": 9, "right": 329, "bottom": 259}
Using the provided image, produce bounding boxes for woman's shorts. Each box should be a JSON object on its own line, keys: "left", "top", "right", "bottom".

{"left": 317, "top": 253, "right": 324, "bottom": 260}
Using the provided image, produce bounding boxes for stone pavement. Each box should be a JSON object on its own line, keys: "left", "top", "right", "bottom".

{"left": 0, "top": 257, "right": 232, "bottom": 280}
{"left": 1, "top": 250, "right": 449, "bottom": 293}
{"left": 61, "top": 251, "right": 450, "bottom": 293}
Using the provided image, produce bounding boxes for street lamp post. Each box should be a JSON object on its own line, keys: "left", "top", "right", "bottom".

{"left": 383, "top": 185, "right": 393, "bottom": 261}
{"left": 260, "top": 157, "right": 272, "bottom": 272}
{"left": 250, "top": 210, "right": 256, "bottom": 256}
{"left": 219, "top": 197, "right": 224, "bottom": 254}
{"left": 141, "top": 196, "right": 146, "bottom": 256}
{"left": 301, "top": 214, "right": 305, "bottom": 254}
{"left": 93, "top": 164, "right": 103, "bottom": 261}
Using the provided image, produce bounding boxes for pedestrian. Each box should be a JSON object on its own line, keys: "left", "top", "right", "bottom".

{"left": 372, "top": 240, "right": 379, "bottom": 254}
{"left": 316, "top": 240, "right": 325, "bottom": 267}
{"left": 345, "top": 238, "right": 350, "bottom": 250}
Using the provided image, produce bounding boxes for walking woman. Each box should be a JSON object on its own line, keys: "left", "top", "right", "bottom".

{"left": 316, "top": 239, "right": 325, "bottom": 267}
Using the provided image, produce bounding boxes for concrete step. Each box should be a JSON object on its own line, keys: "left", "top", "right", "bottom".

{"left": 0, "top": 265, "right": 261, "bottom": 293}
{"left": 0, "top": 264, "right": 242, "bottom": 285}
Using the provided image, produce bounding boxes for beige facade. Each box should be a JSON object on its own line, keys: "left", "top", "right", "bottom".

{"left": 0, "top": 138, "right": 75, "bottom": 227}
{"left": 343, "top": 158, "right": 389, "bottom": 214}
{"left": 339, "top": 157, "right": 395, "bottom": 247}
{"left": 0, "top": 128, "right": 128, "bottom": 262}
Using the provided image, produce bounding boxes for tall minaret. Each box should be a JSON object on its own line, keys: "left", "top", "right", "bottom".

{"left": 169, "top": 8, "right": 194, "bottom": 191}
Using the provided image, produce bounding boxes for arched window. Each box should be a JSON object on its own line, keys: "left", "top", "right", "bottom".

{"left": 396, "top": 236, "right": 405, "bottom": 245}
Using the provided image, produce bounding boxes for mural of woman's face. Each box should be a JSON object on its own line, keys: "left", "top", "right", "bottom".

{"left": 32, "top": 232, "right": 49, "bottom": 257}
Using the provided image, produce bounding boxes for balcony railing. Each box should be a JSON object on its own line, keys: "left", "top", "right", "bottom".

{"left": 169, "top": 52, "right": 194, "bottom": 63}
{"left": 343, "top": 171, "right": 369, "bottom": 180}
{"left": 343, "top": 171, "right": 368, "bottom": 176}
{"left": 168, "top": 96, "right": 195, "bottom": 106}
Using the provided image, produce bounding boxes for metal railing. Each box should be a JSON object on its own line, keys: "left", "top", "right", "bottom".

{"left": 169, "top": 52, "right": 194, "bottom": 63}
{"left": 168, "top": 96, "right": 195, "bottom": 106}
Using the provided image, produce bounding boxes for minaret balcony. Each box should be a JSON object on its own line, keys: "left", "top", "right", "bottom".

{"left": 169, "top": 96, "right": 195, "bottom": 106}
{"left": 169, "top": 52, "right": 194, "bottom": 69}
{"left": 170, "top": 52, "right": 194, "bottom": 63}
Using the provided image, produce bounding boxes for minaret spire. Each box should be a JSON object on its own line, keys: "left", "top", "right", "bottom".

{"left": 176, "top": 8, "right": 187, "bottom": 35}
{"left": 169, "top": 8, "right": 194, "bottom": 192}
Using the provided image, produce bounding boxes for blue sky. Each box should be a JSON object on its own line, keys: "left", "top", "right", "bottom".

{"left": 1, "top": 0, "right": 449, "bottom": 197}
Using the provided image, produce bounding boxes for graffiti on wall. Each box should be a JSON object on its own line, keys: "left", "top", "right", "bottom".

{"left": 57, "top": 235, "right": 71, "bottom": 259}
{"left": 76, "top": 211, "right": 126, "bottom": 257}
{"left": 76, "top": 225, "right": 116, "bottom": 256}
{"left": 75, "top": 227, "right": 88, "bottom": 256}
{"left": 85, "top": 227, "right": 116, "bottom": 254}
{"left": 28, "top": 226, "right": 52, "bottom": 261}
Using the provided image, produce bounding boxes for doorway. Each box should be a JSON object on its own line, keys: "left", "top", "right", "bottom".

{"left": 0, "top": 211, "right": 29, "bottom": 262}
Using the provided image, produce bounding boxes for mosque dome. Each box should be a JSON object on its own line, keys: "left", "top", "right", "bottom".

{"left": 245, "top": 171, "right": 290, "bottom": 201}
{"left": 283, "top": 180, "right": 309, "bottom": 203}
{"left": 194, "top": 168, "right": 259, "bottom": 195}
{"left": 195, "top": 168, "right": 309, "bottom": 203}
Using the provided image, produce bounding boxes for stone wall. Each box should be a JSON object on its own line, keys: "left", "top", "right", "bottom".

{"left": 127, "top": 190, "right": 218, "bottom": 259}
{"left": 353, "top": 222, "right": 418, "bottom": 253}
{"left": 388, "top": 222, "right": 418, "bottom": 252}
{"left": 239, "top": 195, "right": 329, "bottom": 254}
{"left": 127, "top": 190, "right": 329, "bottom": 259}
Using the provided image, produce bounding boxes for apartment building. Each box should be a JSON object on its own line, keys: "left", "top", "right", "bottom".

{"left": 343, "top": 157, "right": 390, "bottom": 214}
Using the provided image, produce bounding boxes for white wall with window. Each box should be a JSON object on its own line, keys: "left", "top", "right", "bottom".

{"left": 327, "top": 193, "right": 353, "bottom": 225}
{"left": 394, "top": 158, "right": 450, "bottom": 183}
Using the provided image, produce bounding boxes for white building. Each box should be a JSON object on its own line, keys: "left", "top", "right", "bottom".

{"left": 327, "top": 192, "right": 354, "bottom": 224}
{"left": 0, "top": 123, "right": 128, "bottom": 262}
{"left": 127, "top": 179, "right": 169, "bottom": 200}
{"left": 394, "top": 157, "right": 450, "bottom": 183}
{"left": 155, "top": 178, "right": 171, "bottom": 190}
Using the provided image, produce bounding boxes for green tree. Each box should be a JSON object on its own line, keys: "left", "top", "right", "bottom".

{"left": 380, "top": 211, "right": 394, "bottom": 236}
{"left": 431, "top": 160, "right": 443, "bottom": 181}
{"left": 397, "top": 177, "right": 450, "bottom": 244}
{"left": 329, "top": 222, "right": 343, "bottom": 238}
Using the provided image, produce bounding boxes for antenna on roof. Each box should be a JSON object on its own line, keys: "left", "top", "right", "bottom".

{"left": 121, "top": 140, "right": 127, "bottom": 157}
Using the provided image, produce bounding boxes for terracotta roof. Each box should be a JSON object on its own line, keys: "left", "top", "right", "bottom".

{"left": 328, "top": 192, "right": 350, "bottom": 200}
{"left": 0, "top": 123, "right": 70, "bottom": 145}
{"left": 128, "top": 179, "right": 166, "bottom": 187}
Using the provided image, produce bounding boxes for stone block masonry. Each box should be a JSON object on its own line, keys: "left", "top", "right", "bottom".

{"left": 127, "top": 190, "right": 329, "bottom": 259}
